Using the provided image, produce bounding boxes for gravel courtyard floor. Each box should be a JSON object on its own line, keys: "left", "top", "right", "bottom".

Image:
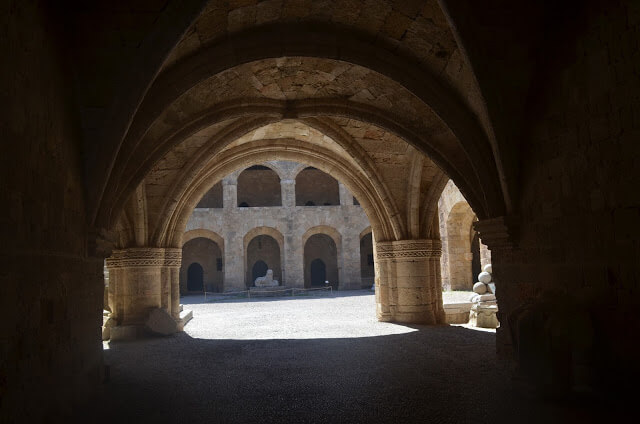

{"left": 90, "top": 291, "right": 620, "bottom": 424}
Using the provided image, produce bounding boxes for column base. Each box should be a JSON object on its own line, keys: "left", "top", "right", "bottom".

{"left": 110, "top": 325, "right": 147, "bottom": 341}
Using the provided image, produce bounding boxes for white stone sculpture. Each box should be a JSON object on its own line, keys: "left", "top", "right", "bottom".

{"left": 478, "top": 271, "right": 492, "bottom": 284}
{"left": 482, "top": 264, "right": 493, "bottom": 274}
{"left": 473, "top": 282, "right": 487, "bottom": 294}
{"left": 254, "top": 269, "right": 279, "bottom": 287}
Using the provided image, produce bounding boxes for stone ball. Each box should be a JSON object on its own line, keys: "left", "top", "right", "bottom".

{"left": 483, "top": 264, "right": 493, "bottom": 274}
{"left": 478, "top": 271, "right": 492, "bottom": 284}
{"left": 473, "top": 282, "right": 487, "bottom": 294}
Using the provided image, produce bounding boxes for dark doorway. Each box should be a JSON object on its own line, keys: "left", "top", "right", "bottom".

{"left": 187, "top": 262, "right": 204, "bottom": 291}
{"left": 471, "top": 232, "right": 481, "bottom": 285}
{"left": 252, "top": 260, "right": 269, "bottom": 283}
{"left": 310, "top": 259, "right": 327, "bottom": 287}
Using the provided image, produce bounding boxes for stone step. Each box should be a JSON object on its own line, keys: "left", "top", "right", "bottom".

{"left": 179, "top": 304, "right": 183, "bottom": 313}
{"left": 443, "top": 302, "right": 472, "bottom": 324}
{"left": 179, "top": 309, "right": 193, "bottom": 327}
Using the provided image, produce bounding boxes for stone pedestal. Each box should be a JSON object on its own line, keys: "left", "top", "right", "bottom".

{"left": 106, "top": 247, "right": 182, "bottom": 338}
{"left": 375, "top": 239, "right": 444, "bottom": 324}
{"left": 469, "top": 304, "right": 499, "bottom": 328}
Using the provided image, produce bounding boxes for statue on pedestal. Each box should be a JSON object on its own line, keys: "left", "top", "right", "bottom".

{"left": 254, "top": 269, "right": 279, "bottom": 287}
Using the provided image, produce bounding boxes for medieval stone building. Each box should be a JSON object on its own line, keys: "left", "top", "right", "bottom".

{"left": 2, "top": 1, "right": 639, "bottom": 422}
{"left": 180, "top": 160, "right": 373, "bottom": 292}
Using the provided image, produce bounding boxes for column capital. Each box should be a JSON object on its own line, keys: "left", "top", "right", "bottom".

{"left": 376, "top": 239, "right": 442, "bottom": 261}
{"left": 106, "top": 247, "right": 182, "bottom": 268}
{"left": 473, "top": 216, "right": 519, "bottom": 251}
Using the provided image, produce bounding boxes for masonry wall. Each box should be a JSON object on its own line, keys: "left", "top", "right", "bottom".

{"left": 186, "top": 166, "right": 371, "bottom": 291}
{"left": 0, "top": 2, "right": 103, "bottom": 421}
{"left": 438, "top": 180, "right": 490, "bottom": 291}
{"left": 494, "top": 1, "right": 640, "bottom": 394}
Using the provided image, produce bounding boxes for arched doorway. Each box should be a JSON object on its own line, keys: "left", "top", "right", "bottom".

{"left": 310, "top": 259, "right": 327, "bottom": 286}
{"left": 180, "top": 236, "right": 224, "bottom": 293}
{"left": 187, "top": 263, "right": 204, "bottom": 292}
{"left": 304, "top": 234, "right": 338, "bottom": 289}
{"left": 359, "top": 232, "right": 374, "bottom": 288}
{"left": 252, "top": 260, "right": 269, "bottom": 283}
{"left": 246, "top": 234, "right": 281, "bottom": 288}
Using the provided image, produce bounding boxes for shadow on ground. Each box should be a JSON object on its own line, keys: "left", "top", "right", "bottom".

{"left": 75, "top": 325, "right": 617, "bottom": 424}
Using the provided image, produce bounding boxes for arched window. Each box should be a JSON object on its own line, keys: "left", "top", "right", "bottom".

{"left": 195, "top": 181, "right": 223, "bottom": 208}
{"left": 296, "top": 167, "right": 339, "bottom": 206}
{"left": 237, "top": 165, "right": 282, "bottom": 207}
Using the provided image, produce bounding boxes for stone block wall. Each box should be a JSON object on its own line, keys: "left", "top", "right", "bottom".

{"left": 492, "top": 1, "right": 640, "bottom": 394}
{"left": 0, "top": 2, "right": 103, "bottom": 421}
{"left": 185, "top": 168, "right": 371, "bottom": 291}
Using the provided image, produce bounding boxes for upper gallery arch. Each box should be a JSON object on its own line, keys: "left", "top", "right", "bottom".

{"left": 92, "top": 10, "right": 510, "bottom": 228}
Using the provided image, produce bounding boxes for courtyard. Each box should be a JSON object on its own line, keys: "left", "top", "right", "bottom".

{"left": 91, "top": 292, "right": 612, "bottom": 423}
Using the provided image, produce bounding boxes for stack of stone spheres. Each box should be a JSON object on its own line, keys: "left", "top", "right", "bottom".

{"left": 469, "top": 264, "right": 499, "bottom": 328}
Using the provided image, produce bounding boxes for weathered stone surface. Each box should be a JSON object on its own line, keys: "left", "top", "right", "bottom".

{"left": 478, "top": 271, "right": 492, "bottom": 284}
{"left": 482, "top": 264, "right": 492, "bottom": 274}
{"left": 478, "top": 293, "right": 496, "bottom": 302}
{"left": 469, "top": 304, "right": 499, "bottom": 329}
{"left": 473, "top": 282, "right": 487, "bottom": 294}
{"left": 255, "top": 269, "right": 279, "bottom": 287}
{"left": 145, "top": 308, "right": 179, "bottom": 336}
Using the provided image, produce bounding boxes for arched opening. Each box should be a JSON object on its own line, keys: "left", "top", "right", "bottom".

{"left": 304, "top": 234, "right": 338, "bottom": 289}
{"left": 310, "top": 259, "right": 327, "bottom": 286}
{"left": 295, "top": 167, "right": 339, "bottom": 206}
{"left": 237, "top": 165, "right": 282, "bottom": 207}
{"left": 359, "top": 232, "right": 374, "bottom": 288}
{"left": 195, "top": 181, "right": 222, "bottom": 208}
{"left": 180, "top": 237, "right": 224, "bottom": 293}
{"left": 186, "top": 263, "right": 203, "bottom": 292}
{"left": 246, "top": 234, "right": 281, "bottom": 288}
{"left": 252, "top": 260, "right": 269, "bottom": 283}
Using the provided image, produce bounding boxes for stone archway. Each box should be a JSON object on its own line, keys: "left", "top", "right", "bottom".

{"left": 244, "top": 230, "right": 283, "bottom": 288}
{"left": 304, "top": 234, "right": 339, "bottom": 289}
{"left": 180, "top": 236, "right": 224, "bottom": 293}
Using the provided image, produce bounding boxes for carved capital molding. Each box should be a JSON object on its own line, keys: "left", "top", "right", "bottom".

{"left": 376, "top": 239, "right": 442, "bottom": 261}
{"left": 106, "top": 247, "right": 182, "bottom": 269}
{"left": 473, "top": 216, "right": 519, "bottom": 251}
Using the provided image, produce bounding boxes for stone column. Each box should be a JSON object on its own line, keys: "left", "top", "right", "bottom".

{"left": 223, "top": 230, "right": 245, "bottom": 291}
{"left": 340, "top": 228, "right": 362, "bottom": 290}
{"left": 375, "top": 239, "right": 444, "bottom": 324}
{"left": 222, "top": 176, "right": 237, "bottom": 209}
{"left": 106, "top": 247, "right": 182, "bottom": 336}
{"left": 284, "top": 231, "right": 304, "bottom": 288}
{"left": 338, "top": 182, "right": 352, "bottom": 206}
{"left": 281, "top": 179, "right": 296, "bottom": 208}
{"left": 473, "top": 216, "right": 517, "bottom": 357}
